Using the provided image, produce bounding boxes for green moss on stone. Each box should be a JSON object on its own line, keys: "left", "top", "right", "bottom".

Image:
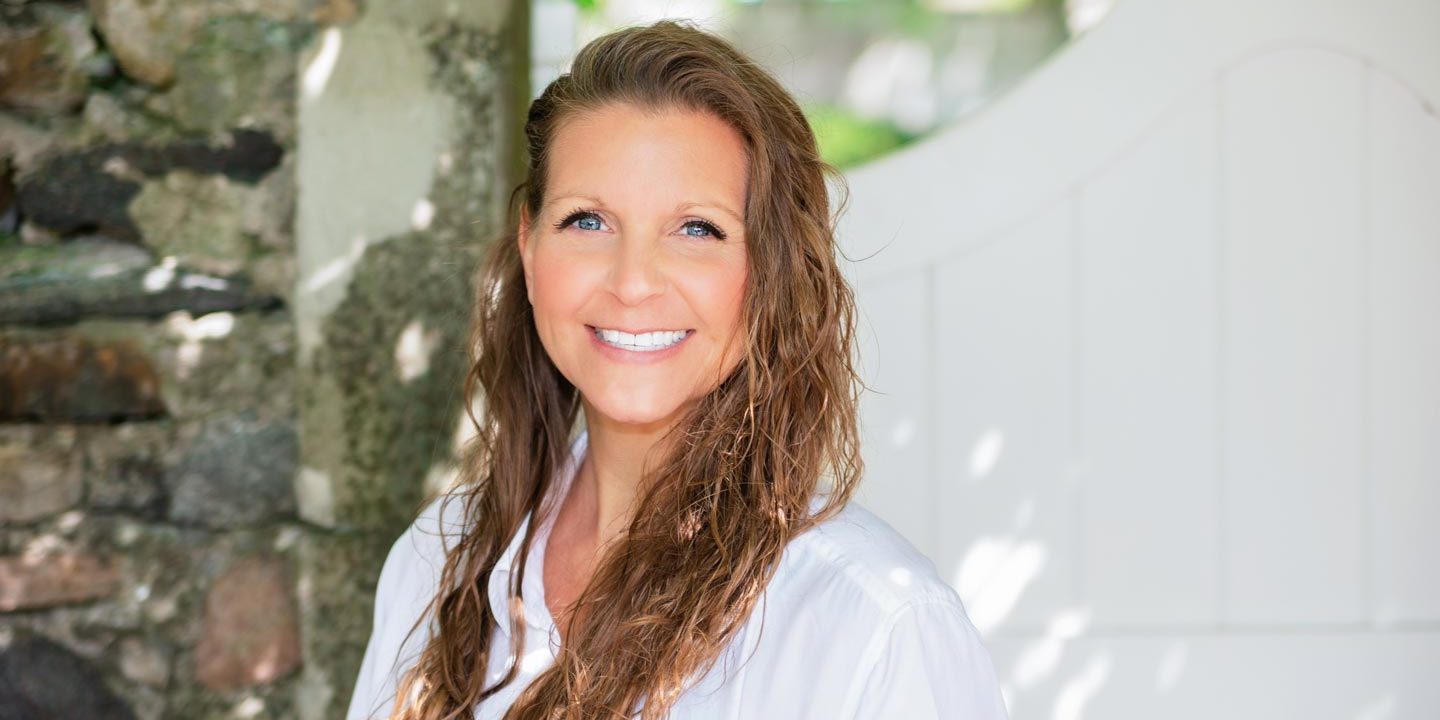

{"left": 294, "top": 528, "right": 395, "bottom": 714}
{"left": 310, "top": 231, "right": 481, "bottom": 535}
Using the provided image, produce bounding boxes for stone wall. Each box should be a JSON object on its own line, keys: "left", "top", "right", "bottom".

{"left": 0, "top": 0, "right": 528, "bottom": 718}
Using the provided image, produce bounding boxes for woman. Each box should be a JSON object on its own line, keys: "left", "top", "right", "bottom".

{"left": 348, "top": 19, "right": 1008, "bottom": 720}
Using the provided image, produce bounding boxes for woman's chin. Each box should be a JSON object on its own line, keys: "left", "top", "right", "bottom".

{"left": 583, "top": 394, "right": 689, "bottom": 430}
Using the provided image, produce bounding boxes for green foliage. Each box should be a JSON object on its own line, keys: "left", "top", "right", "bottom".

{"left": 804, "top": 103, "right": 918, "bottom": 170}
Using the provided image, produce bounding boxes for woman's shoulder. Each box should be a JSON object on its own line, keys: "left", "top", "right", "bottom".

{"left": 717, "top": 498, "right": 1008, "bottom": 718}
{"left": 406, "top": 489, "right": 476, "bottom": 554}
{"left": 382, "top": 488, "right": 484, "bottom": 609}
{"left": 776, "top": 497, "right": 963, "bottom": 617}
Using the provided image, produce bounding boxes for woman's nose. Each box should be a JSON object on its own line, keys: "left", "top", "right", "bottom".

{"left": 607, "top": 236, "right": 666, "bottom": 306}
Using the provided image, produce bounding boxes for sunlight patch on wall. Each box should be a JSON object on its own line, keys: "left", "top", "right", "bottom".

{"left": 954, "top": 535, "right": 1046, "bottom": 633}
{"left": 1010, "top": 607, "right": 1091, "bottom": 689}
{"left": 302, "top": 27, "right": 343, "bottom": 101}
{"left": 143, "top": 256, "right": 177, "bottom": 292}
{"left": 394, "top": 318, "right": 441, "bottom": 384}
{"left": 890, "top": 416, "right": 918, "bottom": 449}
{"left": 1155, "top": 641, "right": 1188, "bottom": 694}
{"left": 968, "top": 426, "right": 1006, "bottom": 481}
{"left": 411, "top": 197, "right": 436, "bottom": 231}
{"left": 166, "top": 310, "right": 236, "bottom": 380}
{"left": 302, "top": 235, "right": 367, "bottom": 295}
{"left": 1053, "top": 652, "right": 1111, "bottom": 720}
{"left": 1355, "top": 693, "right": 1398, "bottom": 720}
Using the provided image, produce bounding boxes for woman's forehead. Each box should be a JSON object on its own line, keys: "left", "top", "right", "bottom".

{"left": 544, "top": 103, "right": 748, "bottom": 215}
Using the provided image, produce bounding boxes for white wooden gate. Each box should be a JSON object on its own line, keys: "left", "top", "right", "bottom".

{"left": 839, "top": 0, "right": 1440, "bottom": 716}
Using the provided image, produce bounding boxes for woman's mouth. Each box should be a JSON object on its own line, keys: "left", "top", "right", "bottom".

{"left": 587, "top": 325, "right": 693, "bottom": 353}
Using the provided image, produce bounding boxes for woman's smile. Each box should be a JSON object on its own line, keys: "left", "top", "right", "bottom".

{"left": 519, "top": 102, "right": 748, "bottom": 426}
{"left": 586, "top": 324, "right": 695, "bottom": 363}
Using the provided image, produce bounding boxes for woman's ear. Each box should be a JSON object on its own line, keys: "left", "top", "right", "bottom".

{"left": 518, "top": 204, "right": 535, "bottom": 304}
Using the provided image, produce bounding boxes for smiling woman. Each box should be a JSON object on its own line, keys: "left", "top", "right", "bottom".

{"left": 347, "top": 18, "right": 1007, "bottom": 720}
{"left": 519, "top": 104, "right": 749, "bottom": 434}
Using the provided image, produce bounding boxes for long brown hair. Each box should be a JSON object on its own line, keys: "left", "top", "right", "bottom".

{"left": 388, "top": 18, "right": 863, "bottom": 720}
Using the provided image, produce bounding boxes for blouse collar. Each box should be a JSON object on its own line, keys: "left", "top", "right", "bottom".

{"left": 486, "top": 429, "right": 589, "bottom": 640}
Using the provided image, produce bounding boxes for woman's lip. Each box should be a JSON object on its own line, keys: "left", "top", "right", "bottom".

{"left": 585, "top": 324, "right": 695, "bottom": 333}
{"left": 586, "top": 324, "right": 692, "bottom": 362}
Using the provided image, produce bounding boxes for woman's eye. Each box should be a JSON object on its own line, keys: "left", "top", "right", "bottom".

{"left": 554, "top": 210, "right": 726, "bottom": 240}
{"left": 555, "top": 210, "right": 606, "bottom": 232}
{"left": 681, "top": 219, "right": 727, "bottom": 241}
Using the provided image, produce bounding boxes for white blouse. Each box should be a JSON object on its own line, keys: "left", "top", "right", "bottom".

{"left": 347, "top": 429, "right": 1009, "bottom": 719}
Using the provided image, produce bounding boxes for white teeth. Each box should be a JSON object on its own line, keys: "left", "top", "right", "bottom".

{"left": 594, "top": 327, "right": 690, "bottom": 352}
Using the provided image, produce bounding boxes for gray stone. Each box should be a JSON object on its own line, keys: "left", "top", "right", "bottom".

{"left": 0, "top": 4, "right": 100, "bottom": 115}
{"left": 87, "top": 0, "right": 209, "bottom": 87}
{"left": 312, "top": 0, "right": 359, "bottom": 24}
{"left": 106, "top": 681, "right": 166, "bottom": 720}
{"left": 145, "top": 311, "right": 296, "bottom": 421}
{"left": 168, "top": 15, "right": 312, "bottom": 139}
{"left": 248, "top": 250, "right": 297, "bottom": 308}
{"left": 15, "top": 129, "right": 284, "bottom": 241}
{"left": 0, "top": 111, "right": 60, "bottom": 175}
{"left": 80, "top": 92, "right": 134, "bottom": 143}
{"left": 117, "top": 635, "right": 171, "bottom": 688}
{"left": 128, "top": 170, "right": 257, "bottom": 276}
{"left": 82, "top": 421, "right": 174, "bottom": 521}
{"left": 0, "top": 431, "right": 82, "bottom": 524}
{"left": 88, "top": 451, "right": 169, "bottom": 521}
{"left": 225, "top": 0, "right": 357, "bottom": 24}
{"left": 241, "top": 157, "right": 295, "bottom": 252}
{"left": 0, "top": 234, "right": 152, "bottom": 281}
{"left": 79, "top": 91, "right": 173, "bottom": 145}
{"left": 169, "top": 412, "right": 298, "bottom": 529}
{"left": 0, "top": 629, "right": 136, "bottom": 719}
{"left": 100, "top": 518, "right": 207, "bottom": 632}
{"left": 88, "top": 0, "right": 338, "bottom": 90}
{"left": 15, "top": 146, "right": 144, "bottom": 240}
{"left": 0, "top": 237, "right": 281, "bottom": 325}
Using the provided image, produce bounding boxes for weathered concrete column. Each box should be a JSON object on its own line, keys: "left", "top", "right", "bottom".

{"left": 291, "top": 1, "right": 528, "bottom": 716}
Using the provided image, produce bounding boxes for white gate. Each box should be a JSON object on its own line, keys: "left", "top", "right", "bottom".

{"left": 839, "top": 0, "right": 1440, "bottom": 716}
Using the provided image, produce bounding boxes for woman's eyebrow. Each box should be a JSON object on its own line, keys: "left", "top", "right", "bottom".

{"left": 676, "top": 201, "right": 743, "bottom": 225}
{"left": 549, "top": 193, "right": 742, "bottom": 225}
{"left": 550, "top": 193, "right": 606, "bottom": 207}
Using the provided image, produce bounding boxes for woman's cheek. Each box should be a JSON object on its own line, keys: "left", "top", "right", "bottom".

{"left": 683, "top": 251, "right": 748, "bottom": 377}
{"left": 535, "top": 244, "right": 596, "bottom": 310}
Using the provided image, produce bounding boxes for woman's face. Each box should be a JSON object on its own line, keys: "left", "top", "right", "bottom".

{"left": 519, "top": 102, "right": 749, "bottom": 432}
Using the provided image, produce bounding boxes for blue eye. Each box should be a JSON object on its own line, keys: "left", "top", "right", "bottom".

{"left": 682, "top": 219, "right": 728, "bottom": 241}
{"left": 552, "top": 207, "right": 728, "bottom": 241}
{"left": 554, "top": 208, "right": 606, "bottom": 232}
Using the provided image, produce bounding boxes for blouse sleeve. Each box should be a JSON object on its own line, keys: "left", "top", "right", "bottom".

{"left": 346, "top": 524, "right": 414, "bottom": 720}
{"left": 848, "top": 598, "right": 1010, "bottom": 719}
{"left": 350, "top": 503, "right": 461, "bottom": 720}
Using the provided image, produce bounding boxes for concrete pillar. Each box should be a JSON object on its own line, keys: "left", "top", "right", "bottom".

{"left": 290, "top": 1, "right": 528, "bottom": 716}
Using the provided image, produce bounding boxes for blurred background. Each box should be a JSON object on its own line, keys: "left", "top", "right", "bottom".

{"left": 0, "top": 0, "right": 1436, "bottom": 718}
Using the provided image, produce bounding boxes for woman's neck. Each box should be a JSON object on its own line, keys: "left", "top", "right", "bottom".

{"left": 566, "top": 403, "right": 679, "bottom": 548}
